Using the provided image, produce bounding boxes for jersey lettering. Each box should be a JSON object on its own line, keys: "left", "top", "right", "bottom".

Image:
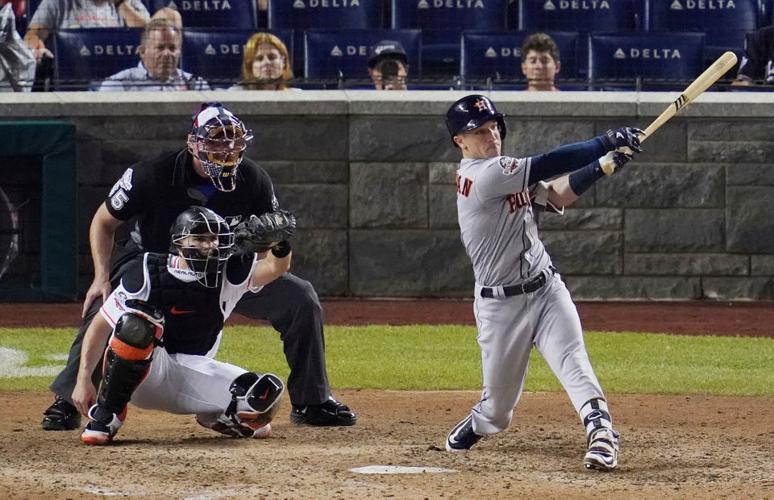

{"left": 506, "top": 191, "right": 530, "bottom": 213}
{"left": 456, "top": 174, "right": 473, "bottom": 197}
{"left": 108, "top": 168, "right": 134, "bottom": 211}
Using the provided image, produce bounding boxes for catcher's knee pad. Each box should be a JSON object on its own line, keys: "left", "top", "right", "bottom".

{"left": 99, "top": 311, "right": 163, "bottom": 414}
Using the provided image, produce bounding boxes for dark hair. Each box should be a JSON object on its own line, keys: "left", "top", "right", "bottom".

{"left": 520, "top": 33, "right": 560, "bottom": 63}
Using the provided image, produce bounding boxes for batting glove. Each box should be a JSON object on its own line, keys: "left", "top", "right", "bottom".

{"left": 602, "top": 127, "right": 644, "bottom": 153}
{"left": 599, "top": 150, "right": 634, "bottom": 176}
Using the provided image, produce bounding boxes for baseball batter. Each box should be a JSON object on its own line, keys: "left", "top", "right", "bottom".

{"left": 444, "top": 94, "right": 642, "bottom": 471}
{"left": 71, "top": 206, "right": 295, "bottom": 444}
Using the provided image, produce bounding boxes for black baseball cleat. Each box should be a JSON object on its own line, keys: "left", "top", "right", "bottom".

{"left": 290, "top": 396, "right": 357, "bottom": 426}
{"left": 446, "top": 414, "right": 482, "bottom": 452}
{"left": 41, "top": 396, "right": 81, "bottom": 431}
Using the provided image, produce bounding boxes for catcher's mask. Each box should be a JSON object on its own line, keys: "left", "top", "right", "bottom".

{"left": 170, "top": 206, "right": 235, "bottom": 288}
{"left": 445, "top": 94, "right": 506, "bottom": 148}
{"left": 187, "top": 102, "right": 254, "bottom": 192}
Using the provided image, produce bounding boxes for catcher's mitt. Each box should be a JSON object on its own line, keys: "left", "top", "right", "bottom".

{"left": 234, "top": 210, "right": 296, "bottom": 255}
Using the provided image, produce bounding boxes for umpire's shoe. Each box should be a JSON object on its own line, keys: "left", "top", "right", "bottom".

{"left": 290, "top": 396, "right": 357, "bottom": 426}
{"left": 583, "top": 427, "right": 620, "bottom": 471}
{"left": 446, "top": 414, "right": 482, "bottom": 452}
{"left": 41, "top": 396, "right": 81, "bottom": 431}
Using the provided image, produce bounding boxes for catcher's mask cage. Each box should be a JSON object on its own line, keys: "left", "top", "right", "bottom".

{"left": 188, "top": 102, "right": 254, "bottom": 192}
{"left": 445, "top": 94, "right": 507, "bottom": 147}
{"left": 170, "top": 206, "right": 235, "bottom": 288}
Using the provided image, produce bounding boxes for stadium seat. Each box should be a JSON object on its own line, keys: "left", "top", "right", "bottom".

{"left": 53, "top": 28, "right": 142, "bottom": 90}
{"left": 647, "top": 0, "right": 759, "bottom": 62}
{"left": 268, "top": 0, "right": 383, "bottom": 83}
{"left": 148, "top": 0, "right": 257, "bottom": 28}
{"left": 460, "top": 31, "right": 580, "bottom": 85}
{"left": 304, "top": 29, "right": 420, "bottom": 85}
{"left": 518, "top": 0, "right": 643, "bottom": 32}
{"left": 588, "top": 32, "right": 705, "bottom": 90}
{"left": 391, "top": 0, "right": 508, "bottom": 78}
{"left": 181, "top": 29, "right": 293, "bottom": 88}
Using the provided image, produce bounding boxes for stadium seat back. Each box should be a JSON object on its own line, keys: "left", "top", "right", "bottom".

{"left": 268, "top": 0, "right": 382, "bottom": 29}
{"left": 53, "top": 28, "right": 142, "bottom": 90}
{"left": 647, "top": 0, "right": 759, "bottom": 49}
{"left": 519, "top": 0, "right": 643, "bottom": 32}
{"left": 149, "top": 0, "right": 257, "bottom": 28}
{"left": 391, "top": 0, "right": 508, "bottom": 30}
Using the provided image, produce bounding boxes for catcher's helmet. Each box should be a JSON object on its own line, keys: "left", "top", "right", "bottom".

{"left": 187, "top": 102, "right": 254, "bottom": 192}
{"left": 445, "top": 94, "right": 506, "bottom": 147}
{"left": 170, "top": 206, "right": 235, "bottom": 288}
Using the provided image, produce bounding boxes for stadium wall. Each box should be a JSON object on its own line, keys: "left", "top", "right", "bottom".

{"left": 1, "top": 91, "right": 773, "bottom": 300}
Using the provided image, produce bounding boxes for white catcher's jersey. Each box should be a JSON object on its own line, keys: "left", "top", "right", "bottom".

{"left": 456, "top": 155, "right": 553, "bottom": 287}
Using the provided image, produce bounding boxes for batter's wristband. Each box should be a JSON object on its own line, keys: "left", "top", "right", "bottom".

{"left": 271, "top": 240, "right": 291, "bottom": 258}
{"left": 568, "top": 160, "right": 605, "bottom": 196}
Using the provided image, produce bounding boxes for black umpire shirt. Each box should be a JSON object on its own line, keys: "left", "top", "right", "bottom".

{"left": 737, "top": 26, "right": 774, "bottom": 84}
{"left": 104, "top": 149, "right": 277, "bottom": 275}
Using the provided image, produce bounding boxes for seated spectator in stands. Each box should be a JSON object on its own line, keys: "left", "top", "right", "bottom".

{"left": 0, "top": 2, "right": 35, "bottom": 91}
{"left": 367, "top": 40, "right": 408, "bottom": 91}
{"left": 97, "top": 18, "right": 208, "bottom": 91}
{"left": 733, "top": 26, "right": 774, "bottom": 86}
{"left": 521, "top": 33, "right": 561, "bottom": 92}
{"left": 230, "top": 32, "right": 293, "bottom": 91}
{"left": 23, "top": 0, "right": 180, "bottom": 63}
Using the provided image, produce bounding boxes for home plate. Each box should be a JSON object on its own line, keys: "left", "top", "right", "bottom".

{"left": 349, "top": 466, "right": 457, "bottom": 475}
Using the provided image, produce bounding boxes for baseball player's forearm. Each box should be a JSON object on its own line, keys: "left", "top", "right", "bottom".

{"left": 89, "top": 203, "right": 124, "bottom": 281}
{"left": 546, "top": 175, "right": 581, "bottom": 207}
{"left": 77, "top": 314, "right": 112, "bottom": 383}
{"left": 252, "top": 248, "right": 292, "bottom": 287}
{"left": 527, "top": 137, "right": 608, "bottom": 185}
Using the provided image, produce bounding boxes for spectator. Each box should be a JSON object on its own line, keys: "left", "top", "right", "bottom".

{"left": 97, "top": 18, "right": 209, "bottom": 91}
{"left": 521, "top": 33, "right": 561, "bottom": 92}
{"left": 367, "top": 40, "right": 408, "bottom": 91}
{"left": 23, "top": 0, "right": 180, "bottom": 63}
{"left": 733, "top": 26, "right": 774, "bottom": 86}
{"left": 230, "top": 32, "right": 293, "bottom": 91}
{"left": 0, "top": 2, "right": 35, "bottom": 91}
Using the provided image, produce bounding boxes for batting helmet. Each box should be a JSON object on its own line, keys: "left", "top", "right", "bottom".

{"left": 187, "top": 102, "right": 254, "bottom": 192}
{"left": 170, "top": 206, "right": 235, "bottom": 288}
{"left": 445, "top": 94, "right": 506, "bottom": 147}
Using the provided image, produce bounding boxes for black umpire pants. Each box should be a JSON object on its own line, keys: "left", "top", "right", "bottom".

{"left": 49, "top": 273, "right": 331, "bottom": 407}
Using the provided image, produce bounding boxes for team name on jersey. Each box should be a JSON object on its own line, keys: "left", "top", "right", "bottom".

{"left": 506, "top": 191, "right": 530, "bottom": 212}
{"left": 456, "top": 174, "right": 473, "bottom": 197}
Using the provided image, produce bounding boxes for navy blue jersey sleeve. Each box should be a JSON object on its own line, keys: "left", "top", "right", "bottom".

{"left": 527, "top": 137, "right": 608, "bottom": 186}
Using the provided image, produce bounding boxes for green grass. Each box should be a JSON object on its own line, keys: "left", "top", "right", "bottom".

{"left": 1, "top": 326, "right": 772, "bottom": 396}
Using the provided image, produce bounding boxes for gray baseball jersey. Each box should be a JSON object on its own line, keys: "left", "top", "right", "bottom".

{"left": 456, "top": 155, "right": 552, "bottom": 287}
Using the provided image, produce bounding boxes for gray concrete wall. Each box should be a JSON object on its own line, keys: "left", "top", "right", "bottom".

{"left": 1, "top": 90, "right": 773, "bottom": 300}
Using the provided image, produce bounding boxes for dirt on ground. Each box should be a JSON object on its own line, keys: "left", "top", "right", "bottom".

{"left": 0, "top": 300, "right": 772, "bottom": 498}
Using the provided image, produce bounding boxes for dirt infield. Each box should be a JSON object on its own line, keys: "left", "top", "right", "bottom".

{"left": 0, "top": 300, "right": 772, "bottom": 498}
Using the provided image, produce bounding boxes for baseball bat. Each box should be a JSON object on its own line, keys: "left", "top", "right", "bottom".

{"left": 600, "top": 51, "right": 738, "bottom": 174}
{"left": 639, "top": 50, "right": 738, "bottom": 142}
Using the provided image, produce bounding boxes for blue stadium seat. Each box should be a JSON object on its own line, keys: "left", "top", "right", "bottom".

{"left": 181, "top": 29, "right": 293, "bottom": 88}
{"left": 304, "top": 29, "right": 420, "bottom": 84}
{"left": 589, "top": 32, "right": 705, "bottom": 89}
{"left": 268, "top": 0, "right": 381, "bottom": 29}
{"left": 391, "top": 0, "right": 508, "bottom": 77}
{"left": 518, "top": 0, "right": 643, "bottom": 32}
{"left": 53, "top": 28, "right": 142, "bottom": 90}
{"left": 461, "top": 30, "right": 580, "bottom": 84}
{"left": 647, "top": 0, "right": 759, "bottom": 54}
{"left": 148, "top": 0, "right": 257, "bottom": 28}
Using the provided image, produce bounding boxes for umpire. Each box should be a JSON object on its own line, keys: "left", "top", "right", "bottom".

{"left": 41, "top": 102, "right": 356, "bottom": 430}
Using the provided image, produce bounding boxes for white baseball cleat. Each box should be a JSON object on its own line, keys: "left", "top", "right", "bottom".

{"left": 583, "top": 427, "right": 620, "bottom": 471}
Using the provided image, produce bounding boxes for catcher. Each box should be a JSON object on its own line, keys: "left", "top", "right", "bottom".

{"left": 72, "top": 205, "right": 297, "bottom": 444}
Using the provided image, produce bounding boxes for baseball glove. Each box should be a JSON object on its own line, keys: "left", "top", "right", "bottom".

{"left": 234, "top": 210, "right": 296, "bottom": 255}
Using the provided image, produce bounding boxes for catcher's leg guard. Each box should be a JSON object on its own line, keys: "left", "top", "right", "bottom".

{"left": 198, "top": 372, "right": 284, "bottom": 439}
{"left": 82, "top": 311, "right": 163, "bottom": 445}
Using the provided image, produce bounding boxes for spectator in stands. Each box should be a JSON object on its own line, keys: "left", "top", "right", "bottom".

{"left": 733, "top": 26, "right": 774, "bottom": 86}
{"left": 521, "top": 33, "right": 561, "bottom": 92}
{"left": 23, "top": 0, "right": 180, "bottom": 63}
{"left": 230, "top": 32, "right": 293, "bottom": 91}
{"left": 367, "top": 40, "right": 408, "bottom": 91}
{"left": 97, "top": 18, "right": 208, "bottom": 91}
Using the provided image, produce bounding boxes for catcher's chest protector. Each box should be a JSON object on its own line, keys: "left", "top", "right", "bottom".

{"left": 144, "top": 253, "right": 224, "bottom": 355}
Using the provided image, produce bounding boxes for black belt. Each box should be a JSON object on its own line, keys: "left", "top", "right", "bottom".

{"left": 480, "top": 267, "right": 556, "bottom": 298}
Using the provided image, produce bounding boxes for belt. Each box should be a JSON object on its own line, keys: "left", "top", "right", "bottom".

{"left": 480, "top": 267, "right": 556, "bottom": 299}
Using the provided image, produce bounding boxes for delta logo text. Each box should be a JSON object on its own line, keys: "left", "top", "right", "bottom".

{"left": 293, "top": 0, "right": 361, "bottom": 8}
{"left": 167, "top": 0, "right": 234, "bottom": 11}
{"left": 417, "top": 0, "right": 487, "bottom": 9}
{"left": 669, "top": 0, "right": 736, "bottom": 9}
{"left": 613, "top": 47, "right": 682, "bottom": 60}
{"left": 79, "top": 44, "right": 139, "bottom": 57}
{"left": 543, "top": 0, "right": 610, "bottom": 11}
